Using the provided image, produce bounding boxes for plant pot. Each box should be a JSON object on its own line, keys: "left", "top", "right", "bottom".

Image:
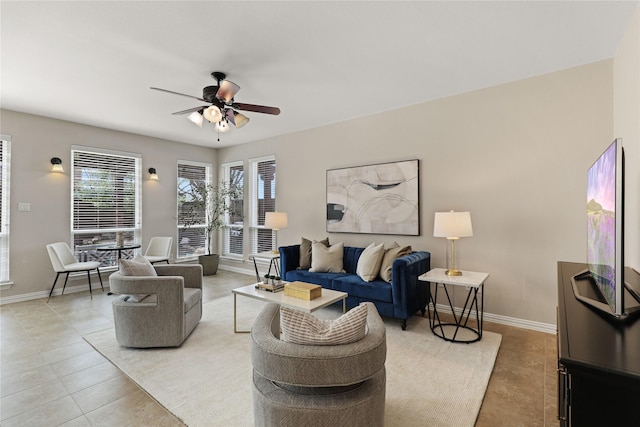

{"left": 198, "top": 254, "right": 219, "bottom": 276}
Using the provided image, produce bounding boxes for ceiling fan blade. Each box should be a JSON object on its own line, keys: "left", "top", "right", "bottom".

{"left": 233, "top": 102, "right": 281, "bottom": 115}
{"left": 216, "top": 80, "right": 240, "bottom": 103}
{"left": 171, "top": 106, "right": 208, "bottom": 115}
{"left": 150, "top": 87, "right": 206, "bottom": 102}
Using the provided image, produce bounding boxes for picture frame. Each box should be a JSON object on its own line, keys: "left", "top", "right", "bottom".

{"left": 326, "top": 159, "right": 420, "bottom": 235}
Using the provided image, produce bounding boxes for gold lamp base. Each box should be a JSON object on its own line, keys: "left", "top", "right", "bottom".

{"left": 445, "top": 269, "right": 463, "bottom": 276}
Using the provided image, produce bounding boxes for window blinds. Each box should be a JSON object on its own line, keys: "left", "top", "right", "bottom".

{"left": 177, "top": 162, "right": 210, "bottom": 259}
{"left": 0, "top": 138, "right": 10, "bottom": 283}
{"left": 222, "top": 162, "right": 244, "bottom": 256}
{"left": 71, "top": 148, "right": 141, "bottom": 261}
{"left": 250, "top": 157, "right": 277, "bottom": 254}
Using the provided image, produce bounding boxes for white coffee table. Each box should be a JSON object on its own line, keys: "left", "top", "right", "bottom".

{"left": 232, "top": 283, "right": 348, "bottom": 333}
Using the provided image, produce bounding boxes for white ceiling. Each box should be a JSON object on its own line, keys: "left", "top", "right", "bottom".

{"left": 1, "top": 1, "right": 638, "bottom": 148}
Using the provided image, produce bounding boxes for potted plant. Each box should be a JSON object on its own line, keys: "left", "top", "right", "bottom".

{"left": 179, "top": 180, "right": 242, "bottom": 275}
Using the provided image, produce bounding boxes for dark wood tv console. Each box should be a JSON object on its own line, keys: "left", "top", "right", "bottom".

{"left": 557, "top": 262, "right": 640, "bottom": 426}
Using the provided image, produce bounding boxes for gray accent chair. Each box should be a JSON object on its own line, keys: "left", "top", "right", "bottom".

{"left": 251, "top": 302, "right": 387, "bottom": 426}
{"left": 109, "top": 264, "right": 202, "bottom": 348}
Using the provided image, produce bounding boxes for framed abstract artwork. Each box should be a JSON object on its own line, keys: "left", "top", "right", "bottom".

{"left": 326, "top": 159, "right": 420, "bottom": 235}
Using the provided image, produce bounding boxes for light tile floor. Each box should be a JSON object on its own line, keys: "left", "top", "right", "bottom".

{"left": 1, "top": 269, "right": 558, "bottom": 426}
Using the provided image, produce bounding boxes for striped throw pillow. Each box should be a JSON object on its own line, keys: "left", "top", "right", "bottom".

{"left": 280, "top": 303, "right": 368, "bottom": 345}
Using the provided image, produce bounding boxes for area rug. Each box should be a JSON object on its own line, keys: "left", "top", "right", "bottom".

{"left": 84, "top": 295, "right": 501, "bottom": 426}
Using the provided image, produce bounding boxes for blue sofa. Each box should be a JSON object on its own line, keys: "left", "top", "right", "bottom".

{"left": 279, "top": 244, "right": 431, "bottom": 329}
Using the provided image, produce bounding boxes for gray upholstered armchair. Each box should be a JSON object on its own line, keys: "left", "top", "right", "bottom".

{"left": 109, "top": 264, "right": 203, "bottom": 348}
{"left": 251, "top": 302, "right": 387, "bottom": 426}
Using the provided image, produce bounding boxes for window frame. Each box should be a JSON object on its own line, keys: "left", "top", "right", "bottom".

{"left": 71, "top": 146, "right": 142, "bottom": 268}
{"left": 177, "top": 160, "right": 212, "bottom": 260}
{"left": 220, "top": 161, "right": 244, "bottom": 259}
{"left": 248, "top": 155, "right": 277, "bottom": 255}
{"left": 0, "top": 135, "right": 11, "bottom": 284}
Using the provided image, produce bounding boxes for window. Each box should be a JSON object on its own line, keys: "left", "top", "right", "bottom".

{"left": 221, "top": 161, "right": 244, "bottom": 257}
{"left": 177, "top": 161, "right": 212, "bottom": 259}
{"left": 248, "top": 156, "right": 277, "bottom": 254}
{"left": 71, "top": 147, "right": 141, "bottom": 267}
{"left": 0, "top": 135, "right": 11, "bottom": 283}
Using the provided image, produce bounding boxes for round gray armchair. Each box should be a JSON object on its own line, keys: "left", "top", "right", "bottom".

{"left": 250, "top": 302, "right": 387, "bottom": 427}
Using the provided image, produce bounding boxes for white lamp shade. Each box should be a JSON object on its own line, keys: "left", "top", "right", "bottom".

{"left": 265, "top": 212, "right": 288, "bottom": 230}
{"left": 188, "top": 111, "right": 204, "bottom": 127}
{"left": 433, "top": 211, "right": 473, "bottom": 238}
{"left": 203, "top": 106, "right": 222, "bottom": 123}
{"left": 234, "top": 112, "right": 250, "bottom": 128}
{"left": 215, "top": 120, "right": 231, "bottom": 133}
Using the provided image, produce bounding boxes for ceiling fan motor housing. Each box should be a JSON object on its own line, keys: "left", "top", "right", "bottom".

{"left": 203, "top": 86, "right": 221, "bottom": 104}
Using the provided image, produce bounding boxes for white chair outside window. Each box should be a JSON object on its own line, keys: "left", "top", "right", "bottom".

{"left": 143, "top": 237, "right": 173, "bottom": 264}
{"left": 46, "top": 242, "right": 103, "bottom": 302}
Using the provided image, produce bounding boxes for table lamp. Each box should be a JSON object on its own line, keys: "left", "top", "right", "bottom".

{"left": 433, "top": 211, "right": 473, "bottom": 276}
{"left": 265, "top": 212, "right": 288, "bottom": 254}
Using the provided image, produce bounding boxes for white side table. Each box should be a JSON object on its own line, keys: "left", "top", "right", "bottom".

{"left": 250, "top": 251, "right": 281, "bottom": 282}
{"left": 419, "top": 268, "right": 489, "bottom": 343}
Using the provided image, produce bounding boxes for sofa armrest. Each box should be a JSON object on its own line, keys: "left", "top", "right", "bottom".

{"left": 390, "top": 251, "right": 431, "bottom": 319}
{"left": 279, "top": 245, "right": 301, "bottom": 278}
{"left": 109, "top": 272, "right": 183, "bottom": 303}
{"left": 154, "top": 264, "right": 203, "bottom": 289}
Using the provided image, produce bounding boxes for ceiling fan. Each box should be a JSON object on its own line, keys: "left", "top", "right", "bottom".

{"left": 151, "top": 71, "right": 280, "bottom": 139}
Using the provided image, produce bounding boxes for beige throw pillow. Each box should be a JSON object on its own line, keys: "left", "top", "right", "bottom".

{"left": 379, "top": 244, "right": 412, "bottom": 283}
{"left": 356, "top": 242, "right": 385, "bottom": 282}
{"left": 280, "top": 303, "right": 368, "bottom": 345}
{"left": 309, "top": 242, "right": 345, "bottom": 273}
{"left": 299, "top": 237, "right": 329, "bottom": 269}
{"left": 119, "top": 254, "right": 157, "bottom": 277}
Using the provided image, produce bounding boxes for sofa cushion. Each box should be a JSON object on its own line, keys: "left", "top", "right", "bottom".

{"left": 310, "top": 242, "right": 345, "bottom": 273}
{"left": 332, "top": 275, "right": 393, "bottom": 303}
{"left": 280, "top": 303, "right": 368, "bottom": 345}
{"left": 379, "top": 244, "right": 412, "bottom": 283}
{"left": 343, "top": 246, "right": 365, "bottom": 274}
{"left": 119, "top": 254, "right": 157, "bottom": 277}
{"left": 299, "top": 237, "right": 329, "bottom": 270}
{"left": 356, "top": 242, "right": 384, "bottom": 282}
{"left": 284, "top": 269, "right": 348, "bottom": 289}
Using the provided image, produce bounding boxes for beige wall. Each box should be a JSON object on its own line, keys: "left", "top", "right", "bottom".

{"left": 0, "top": 110, "right": 216, "bottom": 299}
{"left": 220, "top": 61, "right": 614, "bottom": 327}
{"left": 614, "top": 5, "right": 640, "bottom": 271}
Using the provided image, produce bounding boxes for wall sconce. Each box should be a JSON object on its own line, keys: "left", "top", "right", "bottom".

{"left": 50, "top": 157, "right": 64, "bottom": 173}
{"left": 148, "top": 167, "right": 159, "bottom": 181}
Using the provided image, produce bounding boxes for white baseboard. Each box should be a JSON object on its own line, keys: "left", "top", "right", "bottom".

{"left": 218, "top": 263, "right": 256, "bottom": 277}
{"left": 0, "top": 282, "right": 107, "bottom": 305}
{"left": 432, "top": 302, "right": 556, "bottom": 334}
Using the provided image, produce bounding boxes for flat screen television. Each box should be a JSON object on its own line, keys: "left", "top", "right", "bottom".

{"left": 572, "top": 138, "right": 640, "bottom": 321}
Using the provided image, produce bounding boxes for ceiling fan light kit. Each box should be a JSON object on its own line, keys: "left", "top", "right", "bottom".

{"left": 203, "top": 105, "right": 222, "bottom": 123}
{"left": 151, "top": 71, "right": 280, "bottom": 141}
{"left": 215, "top": 120, "right": 231, "bottom": 133}
{"left": 188, "top": 110, "right": 204, "bottom": 127}
{"left": 234, "top": 112, "right": 250, "bottom": 128}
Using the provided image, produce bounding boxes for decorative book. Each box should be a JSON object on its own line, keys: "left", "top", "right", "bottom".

{"left": 256, "top": 282, "right": 284, "bottom": 293}
{"left": 284, "top": 281, "right": 322, "bottom": 300}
